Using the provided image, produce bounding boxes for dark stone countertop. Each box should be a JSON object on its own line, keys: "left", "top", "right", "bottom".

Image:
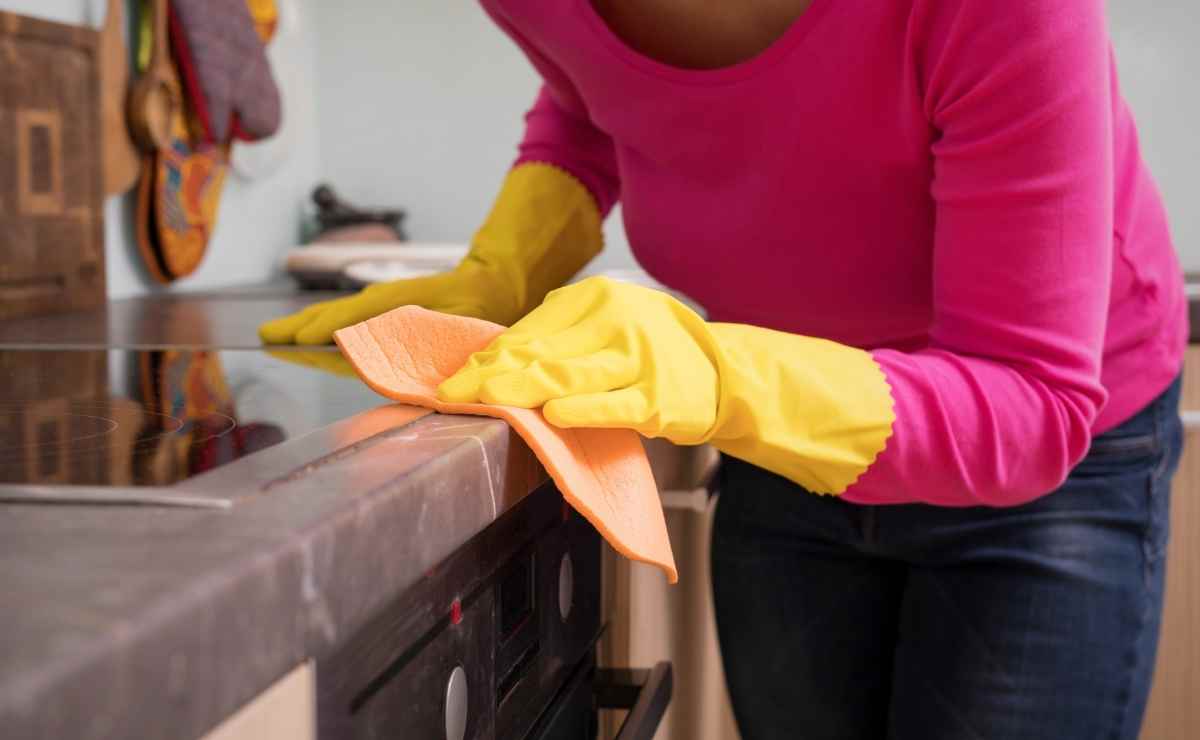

{"left": 0, "top": 411, "right": 547, "bottom": 740}
{"left": 0, "top": 288, "right": 551, "bottom": 739}
{"left": 0, "top": 284, "right": 343, "bottom": 350}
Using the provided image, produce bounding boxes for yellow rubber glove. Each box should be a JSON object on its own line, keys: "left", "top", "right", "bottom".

{"left": 437, "top": 276, "right": 895, "bottom": 495}
{"left": 259, "top": 163, "right": 603, "bottom": 345}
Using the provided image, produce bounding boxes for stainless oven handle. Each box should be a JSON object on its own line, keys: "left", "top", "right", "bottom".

{"left": 595, "top": 662, "right": 674, "bottom": 740}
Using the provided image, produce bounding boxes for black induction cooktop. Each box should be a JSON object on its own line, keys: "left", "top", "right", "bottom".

{"left": 0, "top": 346, "right": 385, "bottom": 488}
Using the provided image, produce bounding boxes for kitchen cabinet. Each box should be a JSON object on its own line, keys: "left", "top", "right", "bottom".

{"left": 199, "top": 663, "right": 316, "bottom": 740}
{"left": 599, "top": 442, "right": 738, "bottom": 740}
{"left": 1140, "top": 347, "right": 1200, "bottom": 740}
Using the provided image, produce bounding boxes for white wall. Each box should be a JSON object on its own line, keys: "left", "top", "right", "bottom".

{"left": 4, "top": 1, "right": 1195, "bottom": 297}
{"left": 312, "top": 0, "right": 636, "bottom": 272}
{"left": 1108, "top": 2, "right": 1200, "bottom": 267}
{"left": 313, "top": 1, "right": 1199, "bottom": 271}
{"left": 1, "top": 0, "right": 321, "bottom": 298}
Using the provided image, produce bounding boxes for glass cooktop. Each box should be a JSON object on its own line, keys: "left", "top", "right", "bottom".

{"left": 0, "top": 347, "right": 386, "bottom": 487}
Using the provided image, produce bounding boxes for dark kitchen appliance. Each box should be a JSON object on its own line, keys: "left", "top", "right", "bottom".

{"left": 0, "top": 291, "right": 670, "bottom": 739}
{"left": 318, "top": 478, "right": 672, "bottom": 740}
{"left": 311, "top": 184, "right": 407, "bottom": 240}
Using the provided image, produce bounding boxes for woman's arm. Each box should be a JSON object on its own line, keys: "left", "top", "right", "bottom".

{"left": 441, "top": 0, "right": 1126, "bottom": 508}
{"left": 484, "top": 4, "right": 622, "bottom": 213}
{"left": 259, "top": 9, "right": 622, "bottom": 345}
{"left": 515, "top": 86, "right": 622, "bottom": 217}
{"left": 697, "top": 0, "right": 1122, "bottom": 507}
{"left": 846, "top": 0, "right": 1115, "bottom": 505}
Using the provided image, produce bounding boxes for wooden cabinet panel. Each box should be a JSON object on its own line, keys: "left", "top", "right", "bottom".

{"left": 0, "top": 10, "right": 105, "bottom": 319}
{"left": 199, "top": 663, "right": 315, "bottom": 740}
{"left": 1140, "top": 347, "right": 1200, "bottom": 740}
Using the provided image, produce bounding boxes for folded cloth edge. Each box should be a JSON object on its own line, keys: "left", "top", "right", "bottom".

{"left": 333, "top": 306, "right": 678, "bottom": 584}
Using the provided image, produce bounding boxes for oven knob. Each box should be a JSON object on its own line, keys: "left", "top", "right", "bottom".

{"left": 558, "top": 553, "right": 574, "bottom": 622}
{"left": 445, "top": 665, "right": 468, "bottom": 740}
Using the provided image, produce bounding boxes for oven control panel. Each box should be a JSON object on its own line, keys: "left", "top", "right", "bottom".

{"left": 316, "top": 483, "right": 601, "bottom": 739}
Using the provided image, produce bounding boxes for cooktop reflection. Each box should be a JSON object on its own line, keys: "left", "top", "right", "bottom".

{"left": 0, "top": 347, "right": 385, "bottom": 487}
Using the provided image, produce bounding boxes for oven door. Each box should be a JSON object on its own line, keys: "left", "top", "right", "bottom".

{"left": 529, "top": 657, "right": 672, "bottom": 740}
{"left": 316, "top": 482, "right": 672, "bottom": 740}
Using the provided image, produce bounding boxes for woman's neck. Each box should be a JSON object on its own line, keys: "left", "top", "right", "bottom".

{"left": 588, "top": 0, "right": 816, "bottom": 70}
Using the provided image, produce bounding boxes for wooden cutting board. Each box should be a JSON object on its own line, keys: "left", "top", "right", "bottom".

{"left": 0, "top": 11, "right": 106, "bottom": 320}
{"left": 100, "top": 0, "right": 141, "bottom": 195}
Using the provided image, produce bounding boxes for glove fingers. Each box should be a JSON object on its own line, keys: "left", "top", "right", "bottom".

{"left": 488, "top": 277, "right": 610, "bottom": 347}
{"left": 542, "top": 386, "right": 655, "bottom": 434}
{"left": 546, "top": 380, "right": 716, "bottom": 443}
{"left": 482, "top": 316, "right": 620, "bottom": 368}
{"left": 258, "top": 301, "right": 333, "bottom": 345}
{"left": 292, "top": 295, "right": 389, "bottom": 345}
{"left": 475, "top": 350, "right": 638, "bottom": 408}
{"left": 440, "top": 322, "right": 618, "bottom": 403}
{"left": 262, "top": 268, "right": 496, "bottom": 346}
{"left": 296, "top": 272, "right": 473, "bottom": 345}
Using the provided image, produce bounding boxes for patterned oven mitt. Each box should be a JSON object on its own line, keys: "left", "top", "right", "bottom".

{"left": 168, "top": 0, "right": 281, "bottom": 144}
{"left": 134, "top": 0, "right": 277, "bottom": 283}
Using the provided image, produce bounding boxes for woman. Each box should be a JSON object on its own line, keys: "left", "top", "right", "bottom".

{"left": 262, "top": 0, "right": 1185, "bottom": 737}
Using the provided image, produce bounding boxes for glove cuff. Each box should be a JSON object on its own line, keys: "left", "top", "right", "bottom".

{"left": 707, "top": 323, "right": 896, "bottom": 495}
{"left": 465, "top": 163, "right": 604, "bottom": 325}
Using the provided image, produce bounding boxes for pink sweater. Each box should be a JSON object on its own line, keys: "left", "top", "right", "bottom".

{"left": 481, "top": 0, "right": 1187, "bottom": 507}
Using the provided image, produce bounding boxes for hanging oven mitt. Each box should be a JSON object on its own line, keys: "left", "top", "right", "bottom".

{"left": 438, "top": 276, "right": 897, "bottom": 495}
{"left": 135, "top": 0, "right": 278, "bottom": 282}
{"left": 142, "top": 115, "right": 229, "bottom": 281}
{"left": 133, "top": 0, "right": 229, "bottom": 283}
{"left": 168, "top": 0, "right": 281, "bottom": 144}
{"left": 245, "top": 0, "right": 280, "bottom": 40}
{"left": 260, "top": 163, "right": 604, "bottom": 345}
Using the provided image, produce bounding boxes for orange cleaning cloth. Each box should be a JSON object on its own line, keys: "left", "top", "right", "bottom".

{"left": 334, "top": 306, "right": 678, "bottom": 583}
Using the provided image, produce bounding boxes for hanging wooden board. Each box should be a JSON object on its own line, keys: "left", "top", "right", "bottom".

{"left": 0, "top": 11, "right": 106, "bottom": 320}
{"left": 100, "top": 0, "right": 142, "bottom": 195}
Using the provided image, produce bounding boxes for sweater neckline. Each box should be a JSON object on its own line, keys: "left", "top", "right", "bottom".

{"left": 576, "top": 0, "right": 834, "bottom": 85}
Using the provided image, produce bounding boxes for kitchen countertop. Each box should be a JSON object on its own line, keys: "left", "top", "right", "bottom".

{"left": 0, "top": 284, "right": 338, "bottom": 349}
{"left": 0, "top": 289, "right": 551, "bottom": 740}
{"left": 1, "top": 414, "right": 548, "bottom": 740}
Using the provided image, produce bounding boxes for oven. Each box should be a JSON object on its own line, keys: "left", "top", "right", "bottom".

{"left": 316, "top": 480, "right": 671, "bottom": 740}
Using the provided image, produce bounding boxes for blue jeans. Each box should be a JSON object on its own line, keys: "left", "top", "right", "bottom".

{"left": 711, "top": 376, "right": 1182, "bottom": 740}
